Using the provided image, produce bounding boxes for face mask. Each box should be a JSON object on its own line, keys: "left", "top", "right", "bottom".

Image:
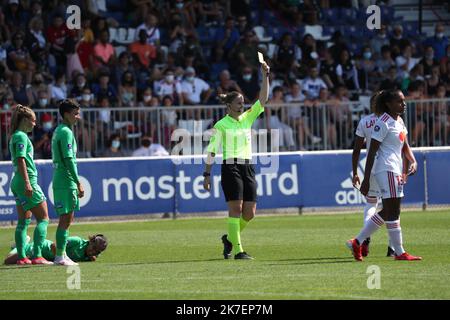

{"left": 176, "top": 3, "right": 184, "bottom": 9}
{"left": 3, "top": 103, "right": 10, "bottom": 110}
{"left": 243, "top": 74, "right": 252, "bottom": 81}
{"left": 82, "top": 94, "right": 91, "bottom": 102}
{"left": 186, "top": 76, "right": 194, "bottom": 82}
{"left": 39, "top": 99, "right": 48, "bottom": 107}
{"left": 43, "top": 122, "right": 52, "bottom": 131}
{"left": 363, "top": 52, "right": 372, "bottom": 60}
{"left": 143, "top": 95, "right": 152, "bottom": 102}
{"left": 436, "top": 32, "right": 444, "bottom": 39}
{"left": 166, "top": 75, "right": 174, "bottom": 83}
{"left": 112, "top": 140, "right": 120, "bottom": 149}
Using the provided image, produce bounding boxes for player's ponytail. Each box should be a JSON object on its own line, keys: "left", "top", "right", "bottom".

{"left": 10, "top": 104, "right": 35, "bottom": 136}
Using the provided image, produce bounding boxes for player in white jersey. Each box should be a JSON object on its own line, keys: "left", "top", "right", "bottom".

{"left": 352, "top": 92, "right": 395, "bottom": 258}
{"left": 347, "top": 90, "right": 422, "bottom": 261}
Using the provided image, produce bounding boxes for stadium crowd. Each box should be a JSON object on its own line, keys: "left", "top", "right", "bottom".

{"left": 0, "top": 0, "right": 449, "bottom": 159}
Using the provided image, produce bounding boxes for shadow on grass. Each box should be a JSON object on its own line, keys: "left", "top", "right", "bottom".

{"left": 263, "top": 256, "right": 356, "bottom": 266}
{"left": 108, "top": 258, "right": 225, "bottom": 266}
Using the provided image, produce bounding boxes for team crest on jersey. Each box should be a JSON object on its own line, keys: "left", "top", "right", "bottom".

{"left": 18, "top": 143, "right": 24, "bottom": 150}
{"left": 68, "top": 144, "right": 72, "bottom": 149}
{"left": 399, "top": 131, "right": 406, "bottom": 142}
{"left": 374, "top": 125, "right": 380, "bottom": 132}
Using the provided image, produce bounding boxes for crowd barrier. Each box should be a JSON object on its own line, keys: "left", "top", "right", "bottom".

{"left": 1, "top": 148, "right": 449, "bottom": 221}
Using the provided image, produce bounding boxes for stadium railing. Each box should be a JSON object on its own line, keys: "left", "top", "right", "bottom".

{"left": 0, "top": 98, "right": 448, "bottom": 160}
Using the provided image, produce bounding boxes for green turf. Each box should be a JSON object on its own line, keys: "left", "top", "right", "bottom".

{"left": 0, "top": 210, "right": 449, "bottom": 300}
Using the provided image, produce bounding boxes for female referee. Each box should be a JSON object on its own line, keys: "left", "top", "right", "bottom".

{"left": 203, "top": 61, "right": 270, "bottom": 260}
{"left": 9, "top": 105, "right": 53, "bottom": 265}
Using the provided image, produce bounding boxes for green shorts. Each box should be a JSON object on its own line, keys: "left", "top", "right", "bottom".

{"left": 8, "top": 239, "right": 55, "bottom": 260}
{"left": 11, "top": 175, "right": 46, "bottom": 211}
{"left": 53, "top": 188, "right": 79, "bottom": 215}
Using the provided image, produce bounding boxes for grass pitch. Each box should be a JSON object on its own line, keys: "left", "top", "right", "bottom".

{"left": 0, "top": 210, "right": 449, "bottom": 300}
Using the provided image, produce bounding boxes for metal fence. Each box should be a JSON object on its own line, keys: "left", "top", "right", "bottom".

{"left": 0, "top": 98, "right": 449, "bottom": 160}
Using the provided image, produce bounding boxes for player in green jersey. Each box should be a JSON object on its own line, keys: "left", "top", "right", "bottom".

{"left": 9, "top": 105, "right": 53, "bottom": 265}
{"left": 4, "top": 234, "right": 108, "bottom": 264}
{"left": 203, "top": 61, "right": 270, "bottom": 260}
{"left": 51, "top": 99, "right": 84, "bottom": 266}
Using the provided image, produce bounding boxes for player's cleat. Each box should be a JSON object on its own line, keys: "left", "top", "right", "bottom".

{"left": 31, "top": 257, "right": 54, "bottom": 265}
{"left": 346, "top": 238, "right": 363, "bottom": 261}
{"left": 361, "top": 238, "right": 371, "bottom": 257}
{"left": 394, "top": 252, "right": 422, "bottom": 261}
{"left": 54, "top": 254, "right": 78, "bottom": 266}
{"left": 234, "top": 252, "right": 254, "bottom": 260}
{"left": 221, "top": 234, "right": 232, "bottom": 259}
{"left": 386, "top": 246, "right": 395, "bottom": 257}
{"left": 16, "top": 257, "right": 32, "bottom": 265}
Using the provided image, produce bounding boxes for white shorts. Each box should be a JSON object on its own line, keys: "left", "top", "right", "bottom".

{"left": 375, "top": 171, "right": 404, "bottom": 199}
{"left": 367, "top": 174, "right": 381, "bottom": 199}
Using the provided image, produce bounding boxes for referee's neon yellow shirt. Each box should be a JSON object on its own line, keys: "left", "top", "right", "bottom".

{"left": 207, "top": 100, "right": 264, "bottom": 160}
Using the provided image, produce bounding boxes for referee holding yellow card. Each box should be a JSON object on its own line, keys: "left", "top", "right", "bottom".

{"left": 203, "top": 54, "right": 270, "bottom": 260}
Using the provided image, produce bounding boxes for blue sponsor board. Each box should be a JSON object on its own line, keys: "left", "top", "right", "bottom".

{"left": 0, "top": 150, "right": 448, "bottom": 221}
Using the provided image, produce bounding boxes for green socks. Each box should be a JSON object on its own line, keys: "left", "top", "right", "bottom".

{"left": 15, "top": 218, "right": 31, "bottom": 259}
{"left": 240, "top": 217, "right": 249, "bottom": 232}
{"left": 56, "top": 228, "right": 69, "bottom": 256}
{"left": 228, "top": 217, "right": 243, "bottom": 255}
{"left": 33, "top": 219, "right": 48, "bottom": 258}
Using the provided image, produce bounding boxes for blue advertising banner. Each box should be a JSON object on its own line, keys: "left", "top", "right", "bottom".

{"left": 0, "top": 149, "right": 448, "bottom": 221}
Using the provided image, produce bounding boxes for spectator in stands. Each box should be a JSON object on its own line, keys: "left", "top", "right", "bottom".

{"left": 214, "top": 16, "right": 240, "bottom": 58}
{"left": 328, "top": 85, "right": 352, "bottom": 149}
{"left": 378, "top": 66, "right": 401, "bottom": 91}
{"left": 424, "top": 23, "right": 448, "bottom": 61}
{"left": 178, "top": 35, "right": 206, "bottom": 72}
{"left": 181, "top": 67, "right": 212, "bottom": 106}
{"left": 236, "top": 14, "right": 251, "bottom": 36}
{"left": 432, "top": 84, "right": 449, "bottom": 146}
{"left": 50, "top": 70, "right": 68, "bottom": 104}
{"left": 216, "top": 69, "right": 243, "bottom": 97}
{"left": 113, "top": 52, "right": 136, "bottom": 89}
{"left": 357, "top": 46, "right": 377, "bottom": 93}
{"left": 76, "top": 32, "right": 95, "bottom": 74}
{"left": 439, "top": 45, "right": 450, "bottom": 74}
{"left": 137, "top": 87, "right": 158, "bottom": 138}
{"left": 168, "top": 13, "right": 189, "bottom": 54}
{"left": 33, "top": 89, "right": 54, "bottom": 110}
{"left": 25, "top": 17, "right": 48, "bottom": 71}
{"left": 46, "top": 14, "right": 72, "bottom": 74}
{"left": 69, "top": 73, "right": 88, "bottom": 98}
{"left": 153, "top": 68, "right": 184, "bottom": 105}
{"left": 369, "top": 24, "right": 389, "bottom": 59}
{"left": 7, "top": 31, "right": 35, "bottom": 84}
{"left": 30, "top": 72, "right": 50, "bottom": 104}
{"left": 192, "top": 0, "right": 222, "bottom": 27}
{"left": 231, "top": 30, "right": 259, "bottom": 74}
{"left": 419, "top": 45, "right": 439, "bottom": 78}
{"left": 93, "top": 29, "right": 116, "bottom": 71}
{"left": 389, "top": 24, "right": 408, "bottom": 58}
{"left": 132, "top": 135, "right": 169, "bottom": 157}
{"left": 407, "top": 80, "right": 427, "bottom": 147}
{"left": 33, "top": 113, "right": 55, "bottom": 159}
{"left": 426, "top": 65, "right": 443, "bottom": 97}
{"left": 401, "top": 64, "right": 424, "bottom": 93}
{"left": 273, "top": 32, "right": 302, "bottom": 76}
{"left": 302, "top": 66, "right": 328, "bottom": 99}
{"left": 329, "top": 31, "right": 348, "bottom": 63}
{"left": 237, "top": 65, "right": 260, "bottom": 104}
{"left": 4, "top": 0, "right": 24, "bottom": 35}
{"left": 209, "top": 46, "right": 229, "bottom": 82}
{"left": 375, "top": 45, "right": 396, "bottom": 77}
{"left": 130, "top": 29, "right": 157, "bottom": 70}
{"left": 96, "top": 96, "right": 113, "bottom": 145}
{"left": 160, "top": 95, "right": 177, "bottom": 149}
{"left": 92, "top": 70, "right": 118, "bottom": 106}
{"left": 336, "top": 49, "right": 359, "bottom": 91}
{"left": 119, "top": 71, "right": 137, "bottom": 107}
{"left": 102, "top": 133, "right": 127, "bottom": 157}
{"left": 135, "top": 13, "right": 161, "bottom": 47}
{"left": 320, "top": 49, "right": 338, "bottom": 90}
{"left": 10, "top": 71, "right": 34, "bottom": 106}
{"left": 64, "top": 34, "right": 84, "bottom": 81}
{"left": 265, "top": 86, "right": 295, "bottom": 151}
{"left": 300, "top": 33, "right": 318, "bottom": 68}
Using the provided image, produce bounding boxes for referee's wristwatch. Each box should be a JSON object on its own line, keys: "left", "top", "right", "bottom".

{"left": 203, "top": 172, "right": 211, "bottom": 177}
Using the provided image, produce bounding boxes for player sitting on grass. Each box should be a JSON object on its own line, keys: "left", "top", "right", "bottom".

{"left": 3, "top": 234, "right": 108, "bottom": 265}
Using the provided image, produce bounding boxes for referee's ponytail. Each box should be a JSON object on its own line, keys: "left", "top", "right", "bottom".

{"left": 218, "top": 91, "right": 241, "bottom": 106}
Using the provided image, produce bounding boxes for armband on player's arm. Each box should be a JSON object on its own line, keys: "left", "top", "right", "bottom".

{"left": 63, "top": 157, "right": 80, "bottom": 184}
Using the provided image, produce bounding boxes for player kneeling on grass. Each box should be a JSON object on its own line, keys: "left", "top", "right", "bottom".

{"left": 4, "top": 234, "right": 108, "bottom": 265}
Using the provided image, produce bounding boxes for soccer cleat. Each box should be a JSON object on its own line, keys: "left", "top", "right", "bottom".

{"left": 234, "top": 252, "right": 254, "bottom": 260}
{"left": 386, "top": 246, "right": 395, "bottom": 257}
{"left": 54, "top": 255, "right": 78, "bottom": 266}
{"left": 31, "top": 257, "right": 54, "bottom": 265}
{"left": 361, "top": 238, "right": 371, "bottom": 257}
{"left": 16, "top": 257, "right": 32, "bottom": 265}
{"left": 221, "top": 234, "right": 232, "bottom": 259}
{"left": 394, "top": 252, "right": 422, "bottom": 261}
{"left": 346, "top": 238, "right": 363, "bottom": 261}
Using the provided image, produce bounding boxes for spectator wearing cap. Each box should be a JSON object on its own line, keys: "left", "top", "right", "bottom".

{"left": 130, "top": 30, "right": 157, "bottom": 70}
{"left": 33, "top": 113, "right": 55, "bottom": 159}
{"left": 132, "top": 136, "right": 169, "bottom": 157}
{"left": 135, "top": 13, "right": 161, "bottom": 47}
{"left": 424, "top": 23, "right": 449, "bottom": 61}
{"left": 181, "top": 67, "right": 212, "bottom": 106}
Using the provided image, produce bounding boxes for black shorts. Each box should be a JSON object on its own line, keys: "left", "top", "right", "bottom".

{"left": 221, "top": 159, "right": 257, "bottom": 202}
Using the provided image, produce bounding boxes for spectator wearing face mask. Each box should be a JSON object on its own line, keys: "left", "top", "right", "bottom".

{"left": 237, "top": 66, "right": 260, "bottom": 104}
{"left": 419, "top": 45, "right": 440, "bottom": 78}
{"left": 33, "top": 89, "right": 54, "bottom": 109}
{"left": 154, "top": 69, "right": 184, "bottom": 105}
{"left": 424, "top": 23, "right": 448, "bottom": 61}
{"left": 102, "top": 133, "right": 128, "bottom": 157}
{"left": 69, "top": 73, "right": 88, "bottom": 98}
{"left": 181, "top": 67, "right": 212, "bottom": 106}
{"left": 33, "top": 113, "right": 55, "bottom": 159}
{"left": 132, "top": 136, "right": 169, "bottom": 157}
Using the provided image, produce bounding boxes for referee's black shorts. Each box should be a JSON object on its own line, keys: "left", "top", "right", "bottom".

{"left": 221, "top": 158, "right": 257, "bottom": 202}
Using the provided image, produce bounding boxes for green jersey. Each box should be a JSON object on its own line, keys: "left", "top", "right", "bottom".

{"left": 207, "top": 100, "right": 264, "bottom": 160}
{"left": 65, "top": 236, "right": 90, "bottom": 262}
{"left": 52, "top": 123, "right": 78, "bottom": 189}
{"left": 9, "top": 130, "right": 37, "bottom": 181}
